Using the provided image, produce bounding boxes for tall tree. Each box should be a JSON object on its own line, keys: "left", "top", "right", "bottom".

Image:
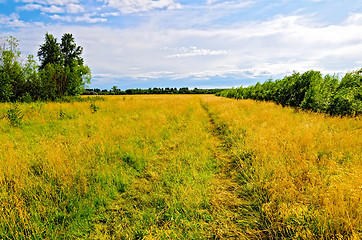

{"left": 0, "top": 36, "right": 25, "bottom": 102}
{"left": 38, "top": 33, "right": 62, "bottom": 70}
{"left": 38, "top": 32, "right": 91, "bottom": 98}
{"left": 60, "top": 33, "right": 83, "bottom": 68}
{"left": 60, "top": 33, "right": 90, "bottom": 96}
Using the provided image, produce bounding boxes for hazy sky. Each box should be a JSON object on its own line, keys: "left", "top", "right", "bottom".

{"left": 1, "top": 0, "right": 362, "bottom": 89}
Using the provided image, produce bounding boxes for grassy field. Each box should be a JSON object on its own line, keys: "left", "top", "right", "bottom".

{"left": 0, "top": 95, "right": 361, "bottom": 239}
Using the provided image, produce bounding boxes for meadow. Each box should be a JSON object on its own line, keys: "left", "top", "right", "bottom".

{"left": 0, "top": 95, "right": 361, "bottom": 239}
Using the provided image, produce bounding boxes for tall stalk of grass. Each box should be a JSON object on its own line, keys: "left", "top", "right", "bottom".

{"left": 203, "top": 95, "right": 362, "bottom": 239}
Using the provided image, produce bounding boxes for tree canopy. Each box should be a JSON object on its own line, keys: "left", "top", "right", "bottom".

{"left": 216, "top": 70, "right": 362, "bottom": 117}
{"left": 0, "top": 33, "right": 91, "bottom": 102}
{"left": 38, "top": 33, "right": 62, "bottom": 70}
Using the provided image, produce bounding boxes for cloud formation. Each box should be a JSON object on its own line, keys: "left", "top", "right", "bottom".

{"left": 0, "top": 13, "right": 27, "bottom": 27}
{"left": 166, "top": 47, "right": 229, "bottom": 58}
{"left": 104, "top": 0, "right": 182, "bottom": 14}
{"left": 74, "top": 14, "right": 107, "bottom": 23}
{"left": 17, "top": 0, "right": 84, "bottom": 15}
{"left": 66, "top": 3, "right": 84, "bottom": 13}
{"left": 2, "top": 0, "right": 362, "bottom": 89}
{"left": 18, "top": 0, "right": 79, "bottom": 5}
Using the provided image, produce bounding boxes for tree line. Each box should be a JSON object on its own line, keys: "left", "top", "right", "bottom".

{"left": 82, "top": 87, "right": 224, "bottom": 95}
{"left": 0, "top": 34, "right": 91, "bottom": 102}
{"left": 216, "top": 70, "right": 361, "bottom": 116}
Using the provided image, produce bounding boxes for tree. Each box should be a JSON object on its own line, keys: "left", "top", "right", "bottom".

{"left": 125, "top": 89, "right": 133, "bottom": 95}
{"left": 23, "top": 55, "right": 40, "bottom": 101}
{"left": 38, "top": 33, "right": 62, "bottom": 70}
{"left": 0, "top": 36, "right": 25, "bottom": 102}
{"left": 38, "top": 33, "right": 91, "bottom": 98}
{"left": 60, "top": 33, "right": 83, "bottom": 68}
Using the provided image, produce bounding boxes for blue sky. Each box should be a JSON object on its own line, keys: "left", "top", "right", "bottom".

{"left": 1, "top": 0, "right": 362, "bottom": 90}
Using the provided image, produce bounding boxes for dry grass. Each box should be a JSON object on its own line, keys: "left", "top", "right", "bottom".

{"left": 0, "top": 95, "right": 239, "bottom": 239}
{"left": 0, "top": 95, "right": 360, "bottom": 239}
{"left": 202, "top": 96, "right": 362, "bottom": 239}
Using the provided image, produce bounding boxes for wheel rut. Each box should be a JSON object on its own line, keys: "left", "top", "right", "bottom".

{"left": 200, "top": 99, "right": 249, "bottom": 239}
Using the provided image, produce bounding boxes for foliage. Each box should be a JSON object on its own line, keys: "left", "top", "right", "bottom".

{"left": 38, "top": 33, "right": 91, "bottom": 100}
{"left": 0, "top": 34, "right": 91, "bottom": 102}
{"left": 0, "top": 36, "right": 24, "bottom": 102}
{"left": 83, "top": 87, "right": 224, "bottom": 95}
{"left": 38, "top": 33, "right": 62, "bottom": 70}
{"left": 89, "top": 102, "right": 99, "bottom": 113}
{"left": 60, "top": 33, "right": 84, "bottom": 68}
{"left": 6, "top": 103, "right": 23, "bottom": 127}
{"left": 217, "top": 69, "right": 362, "bottom": 116}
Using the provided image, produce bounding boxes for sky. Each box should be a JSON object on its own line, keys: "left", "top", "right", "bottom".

{"left": 1, "top": 0, "right": 362, "bottom": 90}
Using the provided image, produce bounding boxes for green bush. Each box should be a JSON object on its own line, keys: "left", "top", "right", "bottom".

{"left": 217, "top": 69, "right": 362, "bottom": 117}
{"left": 0, "top": 34, "right": 91, "bottom": 103}
{"left": 6, "top": 104, "right": 24, "bottom": 127}
{"left": 90, "top": 102, "right": 99, "bottom": 113}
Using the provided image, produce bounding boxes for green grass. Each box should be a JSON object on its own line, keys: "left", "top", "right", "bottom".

{"left": 0, "top": 95, "right": 361, "bottom": 239}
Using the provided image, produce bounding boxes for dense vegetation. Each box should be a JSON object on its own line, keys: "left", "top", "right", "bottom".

{"left": 202, "top": 97, "right": 361, "bottom": 239}
{"left": 216, "top": 70, "right": 362, "bottom": 116}
{"left": 0, "top": 34, "right": 91, "bottom": 102}
{"left": 83, "top": 87, "right": 224, "bottom": 95}
{"left": 0, "top": 95, "right": 360, "bottom": 239}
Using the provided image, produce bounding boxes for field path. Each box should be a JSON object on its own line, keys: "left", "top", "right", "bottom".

{"left": 88, "top": 95, "right": 253, "bottom": 239}
{"left": 199, "top": 99, "right": 253, "bottom": 239}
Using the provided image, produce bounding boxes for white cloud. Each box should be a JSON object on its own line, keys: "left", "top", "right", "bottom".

{"left": 5, "top": 0, "right": 362, "bottom": 88}
{"left": 206, "top": 0, "right": 219, "bottom": 4}
{"left": 166, "top": 46, "right": 229, "bottom": 58}
{"left": 344, "top": 13, "right": 362, "bottom": 25}
{"left": 49, "top": 14, "right": 72, "bottom": 21}
{"left": 0, "top": 13, "right": 27, "bottom": 28}
{"left": 17, "top": 3, "right": 65, "bottom": 13}
{"left": 100, "top": 12, "right": 120, "bottom": 17}
{"left": 18, "top": 2, "right": 84, "bottom": 14}
{"left": 18, "top": 11, "right": 360, "bottom": 86}
{"left": 47, "top": 0, "right": 78, "bottom": 5}
{"left": 42, "top": 5, "right": 64, "bottom": 13}
{"left": 16, "top": 0, "right": 47, "bottom": 4}
{"left": 66, "top": 3, "right": 84, "bottom": 13}
{"left": 104, "top": 0, "right": 182, "bottom": 14}
{"left": 141, "top": 0, "right": 254, "bottom": 30}
{"left": 16, "top": 0, "right": 78, "bottom": 5}
{"left": 208, "top": 0, "right": 254, "bottom": 8}
{"left": 74, "top": 14, "right": 107, "bottom": 23}
{"left": 17, "top": 3, "right": 43, "bottom": 11}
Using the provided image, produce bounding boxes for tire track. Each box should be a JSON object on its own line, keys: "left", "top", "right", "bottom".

{"left": 200, "top": 99, "right": 249, "bottom": 239}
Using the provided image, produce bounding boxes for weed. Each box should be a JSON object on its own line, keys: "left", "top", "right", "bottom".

{"left": 58, "top": 107, "right": 75, "bottom": 119}
{"left": 6, "top": 103, "right": 24, "bottom": 127}
{"left": 90, "top": 102, "right": 99, "bottom": 113}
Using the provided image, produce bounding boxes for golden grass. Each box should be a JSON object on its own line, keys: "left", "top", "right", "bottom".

{"left": 202, "top": 96, "right": 362, "bottom": 239}
{"left": 0, "top": 95, "right": 360, "bottom": 239}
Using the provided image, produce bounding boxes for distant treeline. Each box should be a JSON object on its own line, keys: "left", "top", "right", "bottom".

{"left": 216, "top": 70, "right": 362, "bottom": 116}
{"left": 83, "top": 87, "right": 224, "bottom": 95}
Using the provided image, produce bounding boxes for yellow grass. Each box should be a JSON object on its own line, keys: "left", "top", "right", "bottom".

{"left": 0, "top": 95, "right": 360, "bottom": 239}
{"left": 202, "top": 96, "right": 362, "bottom": 239}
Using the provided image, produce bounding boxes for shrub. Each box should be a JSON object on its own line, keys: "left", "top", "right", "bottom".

{"left": 6, "top": 104, "right": 23, "bottom": 127}
{"left": 90, "top": 103, "right": 99, "bottom": 113}
{"left": 217, "top": 69, "right": 361, "bottom": 117}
